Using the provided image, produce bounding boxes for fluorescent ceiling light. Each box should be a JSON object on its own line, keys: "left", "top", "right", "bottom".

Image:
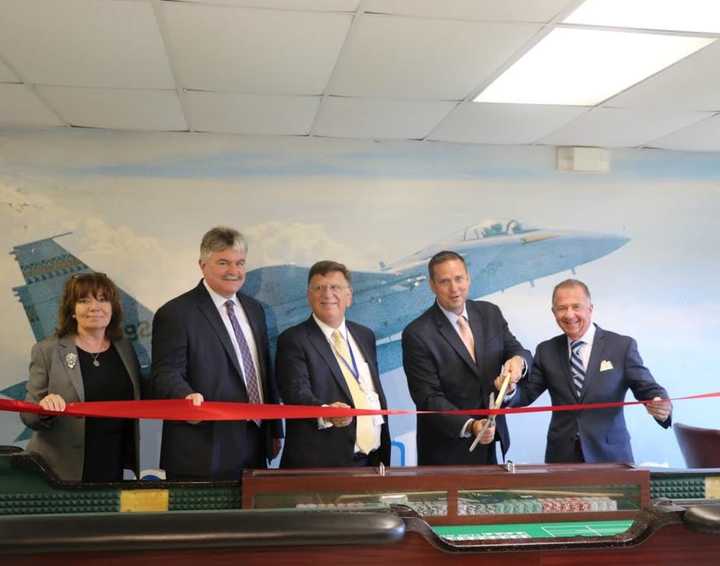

{"left": 565, "top": 0, "right": 720, "bottom": 34}
{"left": 474, "top": 28, "right": 713, "bottom": 106}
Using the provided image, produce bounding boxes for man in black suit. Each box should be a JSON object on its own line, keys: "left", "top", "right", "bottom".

{"left": 152, "top": 226, "right": 282, "bottom": 480}
{"left": 276, "top": 260, "right": 390, "bottom": 468}
{"left": 402, "top": 250, "right": 531, "bottom": 465}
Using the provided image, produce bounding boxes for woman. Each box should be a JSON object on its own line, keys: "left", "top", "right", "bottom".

{"left": 21, "top": 272, "right": 141, "bottom": 482}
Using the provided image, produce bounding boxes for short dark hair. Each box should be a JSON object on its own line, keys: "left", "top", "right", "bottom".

{"left": 428, "top": 250, "right": 467, "bottom": 281}
{"left": 552, "top": 279, "right": 592, "bottom": 305}
{"left": 307, "top": 260, "right": 351, "bottom": 285}
{"left": 56, "top": 272, "right": 124, "bottom": 340}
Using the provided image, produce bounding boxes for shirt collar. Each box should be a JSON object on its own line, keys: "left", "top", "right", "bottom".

{"left": 437, "top": 301, "right": 469, "bottom": 327}
{"left": 312, "top": 313, "right": 347, "bottom": 342}
{"left": 203, "top": 279, "right": 238, "bottom": 310}
{"left": 567, "top": 322, "right": 596, "bottom": 346}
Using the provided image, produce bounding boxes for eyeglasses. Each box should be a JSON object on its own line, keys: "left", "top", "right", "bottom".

{"left": 309, "top": 284, "right": 349, "bottom": 294}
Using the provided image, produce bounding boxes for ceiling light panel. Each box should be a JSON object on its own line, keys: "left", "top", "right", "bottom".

{"left": 313, "top": 96, "right": 457, "bottom": 139}
{"left": 362, "top": 0, "right": 573, "bottom": 22}
{"left": 331, "top": 14, "right": 541, "bottom": 99}
{"left": 429, "top": 102, "right": 586, "bottom": 144}
{"left": 162, "top": 3, "right": 352, "bottom": 93}
{"left": 605, "top": 39, "right": 720, "bottom": 110}
{"left": 0, "top": 84, "right": 63, "bottom": 126}
{"left": 0, "top": 0, "right": 175, "bottom": 89}
{"left": 38, "top": 87, "right": 187, "bottom": 131}
{"left": 475, "top": 27, "right": 714, "bottom": 105}
{"left": 186, "top": 92, "right": 320, "bottom": 135}
{"left": 565, "top": 0, "right": 720, "bottom": 34}
{"left": 540, "top": 106, "right": 712, "bottom": 147}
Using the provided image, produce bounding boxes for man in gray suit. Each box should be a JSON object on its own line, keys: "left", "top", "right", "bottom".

{"left": 508, "top": 279, "right": 672, "bottom": 463}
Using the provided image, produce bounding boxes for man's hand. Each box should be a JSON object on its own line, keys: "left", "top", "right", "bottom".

{"left": 327, "top": 401, "right": 353, "bottom": 428}
{"left": 494, "top": 355, "right": 525, "bottom": 393}
{"left": 39, "top": 394, "right": 66, "bottom": 412}
{"left": 646, "top": 396, "right": 672, "bottom": 421}
{"left": 470, "top": 418, "right": 496, "bottom": 445}
{"left": 185, "top": 392, "right": 204, "bottom": 424}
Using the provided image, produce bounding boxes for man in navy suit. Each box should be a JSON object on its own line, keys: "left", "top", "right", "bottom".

{"left": 276, "top": 260, "right": 390, "bottom": 468}
{"left": 508, "top": 279, "right": 672, "bottom": 463}
{"left": 152, "top": 226, "right": 282, "bottom": 480}
{"left": 402, "top": 250, "right": 532, "bottom": 465}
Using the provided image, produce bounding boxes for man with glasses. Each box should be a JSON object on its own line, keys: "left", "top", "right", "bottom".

{"left": 402, "top": 250, "right": 531, "bottom": 466}
{"left": 276, "top": 260, "right": 390, "bottom": 468}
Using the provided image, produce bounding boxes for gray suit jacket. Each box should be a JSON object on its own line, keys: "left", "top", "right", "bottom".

{"left": 21, "top": 335, "right": 141, "bottom": 481}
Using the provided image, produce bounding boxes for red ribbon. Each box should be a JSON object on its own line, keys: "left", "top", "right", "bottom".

{"left": 1, "top": 392, "right": 717, "bottom": 421}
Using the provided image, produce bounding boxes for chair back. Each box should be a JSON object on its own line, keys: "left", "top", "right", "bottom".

{"left": 674, "top": 422, "right": 720, "bottom": 468}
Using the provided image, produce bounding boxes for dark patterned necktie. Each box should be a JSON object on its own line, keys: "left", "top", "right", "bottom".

{"left": 225, "top": 301, "right": 262, "bottom": 421}
{"left": 570, "top": 340, "right": 586, "bottom": 398}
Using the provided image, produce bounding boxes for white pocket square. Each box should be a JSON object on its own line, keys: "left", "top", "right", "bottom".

{"left": 599, "top": 360, "right": 614, "bottom": 372}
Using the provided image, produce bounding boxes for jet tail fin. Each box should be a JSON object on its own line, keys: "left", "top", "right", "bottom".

{"left": 10, "top": 234, "right": 153, "bottom": 375}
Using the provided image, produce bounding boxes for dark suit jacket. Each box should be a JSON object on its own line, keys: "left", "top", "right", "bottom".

{"left": 402, "top": 300, "right": 532, "bottom": 465}
{"left": 508, "top": 325, "right": 670, "bottom": 463}
{"left": 21, "top": 335, "right": 141, "bottom": 481}
{"left": 276, "top": 316, "right": 390, "bottom": 468}
{"left": 151, "top": 281, "right": 282, "bottom": 478}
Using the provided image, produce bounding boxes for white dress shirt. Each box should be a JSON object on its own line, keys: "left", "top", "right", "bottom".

{"left": 203, "top": 279, "right": 263, "bottom": 402}
{"left": 312, "top": 314, "right": 382, "bottom": 453}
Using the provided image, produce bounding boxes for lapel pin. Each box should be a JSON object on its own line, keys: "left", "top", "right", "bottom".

{"left": 65, "top": 352, "right": 78, "bottom": 369}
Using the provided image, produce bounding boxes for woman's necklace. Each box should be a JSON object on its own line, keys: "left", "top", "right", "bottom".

{"left": 76, "top": 335, "right": 108, "bottom": 368}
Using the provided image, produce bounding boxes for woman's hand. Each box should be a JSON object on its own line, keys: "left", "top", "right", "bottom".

{"left": 39, "top": 394, "right": 66, "bottom": 412}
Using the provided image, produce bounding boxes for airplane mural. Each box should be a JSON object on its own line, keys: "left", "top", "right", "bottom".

{"left": 2, "top": 220, "right": 629, "bottom": 446}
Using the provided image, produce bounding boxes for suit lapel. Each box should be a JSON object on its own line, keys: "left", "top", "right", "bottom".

{"left": 193, "top": 282, "right": 243, "bottom": 379}
{"left": 306, "top": 317, "right": 353, "bottom": 402}
{"left": 347, "top": 321, "right": 385, "bottom": 407}
{"left": 432, "top": 304, "right": 479, "bottom": 375}
{"left": 114, "top": 339, "right": 140, "bottom": 400}
{"left": 57, "top": 335, "right": 84, "bottom": 401}
{"left": 553, "top": 335, "right": 576, "bottom": 399}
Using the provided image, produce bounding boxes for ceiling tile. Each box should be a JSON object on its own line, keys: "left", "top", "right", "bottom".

{"left": 540, "top": 107, "right": 713, "bottom": 147}
{"left": 0, "top": 84, "right": 63, "bottom": 126}
{"left": 648, "top": 113, "right": 720, "bottom": 152}
{"left": 330, "top": 14, "right": 541, "bottom": 99}
{"left": 162, "top": 3, "right": 352, "bottom": 93}
{"left": 428, "top": 102, "right": 585, "bottom": 144}
{"left": 313, "top": 96, "right": 456, "bottom": 139}
{"left": 186, "top": 92, "right": 320, "bottom": 135}
{"left": 0, "top": 59, "right": 18, "bottom": 83}
{"left": 38, "top": 87, "right": 187, "bottom": 131}
{"left": 363, "top": 0, "right": 573, "bottom": 22}
{"left": 0, "top": 0, "right": 175, "bottom": 89}
{"left": 178, "top": 0, "right": 360, "bottom": 11}
{"left": 606, "top": 40, "right": 720, "bottom": 111}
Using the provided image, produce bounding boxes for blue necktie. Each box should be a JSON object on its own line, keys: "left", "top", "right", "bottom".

{"left": 225, "top": 300, "right": 262, "bottom": 422}
{"left": 570, "top": 340, "right": 586, "bottom": 398}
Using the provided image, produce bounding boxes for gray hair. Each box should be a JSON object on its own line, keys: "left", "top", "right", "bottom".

{"left": 552, "top": 279, "right": 591, "bottom": 305}
{"left": 199, "top": 226, "right": 247, "bottom": 262}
